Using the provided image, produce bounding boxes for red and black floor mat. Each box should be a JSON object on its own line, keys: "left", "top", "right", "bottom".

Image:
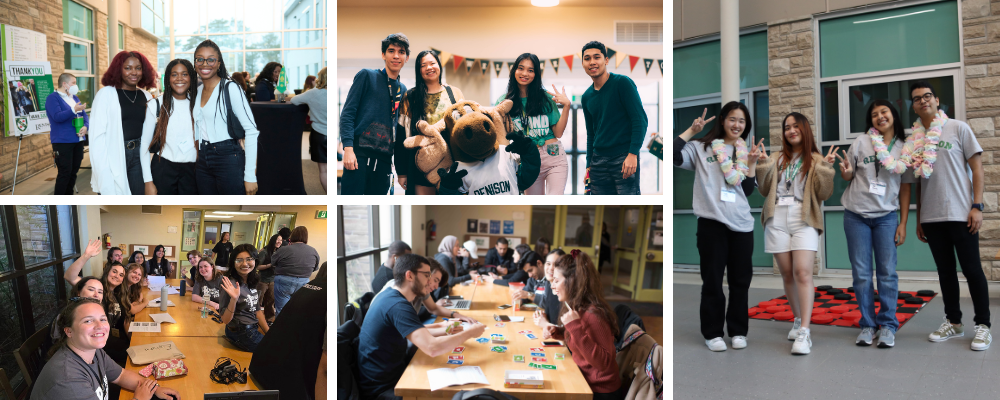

{"left": 748, "top": 286, "right": 938, "bottom": 329}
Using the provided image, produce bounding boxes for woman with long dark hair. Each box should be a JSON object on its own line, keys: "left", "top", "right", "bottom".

{"left": 193, "top": 39, "right": 260, "bottom": 195}
{"left": 219, "top": 243, "right": 268, "bottom": 351}
{"left": 399, "top": 50, "right": 465, "bottom": 195}
{"left": 213, "top": 231, "right": 234, "bottom": 269}
{"left": 496, "top": 53, "right": 570, "bottom": 195}
{"left": 147, "top": 245, "right": 171, "bottom": 277}
{"left": 675, "top": 101, "right": 759, "bottom": 352}
{"left": 255, "top": 62, "right": 283, "bottom": 102}
{"left": 255, "top": 233, "right": 282, "bottom": 322}
{"left": 543, "top": 252, "right": 621, "bottom": 400}
{"left": 140, "top": 59, "right": 198, "bottom": 195}
{"left": 839, "top": 100, "right": 910, "bottom": 348}
{"left": 128, "top": 250, "right": 146, "bottom": 270}
{"left": 89, "top": 51, "right": 157, "bottom": 195}
{"left": 754, "top": 112, "right": 835, "bottom": 355}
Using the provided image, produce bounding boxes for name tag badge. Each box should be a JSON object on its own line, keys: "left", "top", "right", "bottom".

{"left": 869, "top": 182, "right": 886, "bottom": 196}
{"left": 777, "top": 196, "right": 795, "bottom": 206}
{"left": 720, "top": 188, "right": 736, "bottom": 203}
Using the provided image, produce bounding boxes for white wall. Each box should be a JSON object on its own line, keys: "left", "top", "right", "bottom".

{"left": 424, "top": 205, "right": 533, "bottom": 258}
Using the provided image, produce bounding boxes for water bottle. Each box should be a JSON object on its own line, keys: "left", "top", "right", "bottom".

{"left": 180, "top": 280, "right": 186, "bottom": 297}
{"left": 201, "top": 297, "right": 207, "bottom": 319}
{"left": 160, "top": 286, "right": 168, "bottom": 311}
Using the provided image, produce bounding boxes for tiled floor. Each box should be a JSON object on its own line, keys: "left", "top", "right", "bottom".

{"left": 673, "top": 281, "right": 1000, "bottom": 399}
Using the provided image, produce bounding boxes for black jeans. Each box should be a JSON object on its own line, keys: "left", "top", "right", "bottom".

{"left": 589, "top": 152, "right": 640, "bottom": 195}
{"left": 341, "top": 148, "right": 392, "bottom": 195}
{"left": 196, "top": 139, "right": 248, "bottom": 195}
{"left": 52, "top": 141, "right": 83, "bottom": 195}
{"left": 922, "top": 221, "right": 991, "bottom": 327}
{"left": 151, "top": 156, "right": 197, "bottom": 195}
{"left": 124, "top": 138, "right": 144, "bottom": 195}
{"left": 697, "top": 217, "right": 754, "bottom": 339}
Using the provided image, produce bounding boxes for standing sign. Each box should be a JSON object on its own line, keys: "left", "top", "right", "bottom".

{"left": 276, "top": 68, "right": 288, "bottom": 94}
{"left": 3, "top": 61, "right": 52, "bottom": 136}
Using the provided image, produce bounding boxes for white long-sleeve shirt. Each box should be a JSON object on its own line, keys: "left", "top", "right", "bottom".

{"left": 89, "top": 86, "right": 153, "bottom": 195}
{"left": 140, "top": 97, "right": 198, "bottom": 182}
{"left": 194, "top": 79, "right": 259, "bottom": 182}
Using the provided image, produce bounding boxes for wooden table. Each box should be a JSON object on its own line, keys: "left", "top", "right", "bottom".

{"left": 394, "top": 280, "right": 593, "bottom": 400}
{"left": 119, "top": 280, "right": 260, "bottom": 399}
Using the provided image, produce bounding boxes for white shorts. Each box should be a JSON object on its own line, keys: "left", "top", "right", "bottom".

{"left": 764, "top": 201, "right": 819, "bottom": 253}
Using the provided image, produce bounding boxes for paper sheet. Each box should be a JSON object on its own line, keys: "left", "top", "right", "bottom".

{"left": 146, "top": 276, "right": 166, "bottom": 290}
{"left": 427, "top": 366, "right": 489, "bottom": 391}
{"left": 508, "top": 316, "right": 525, "bottom": 322}
{"left": 149, "top": 313, "right": 176, "bottom": 324}
{"left": 128, "top": 321, "right": 160, "bottom": 333}
{"left": 148, "top": 298, "right": 176, "bottom": 307}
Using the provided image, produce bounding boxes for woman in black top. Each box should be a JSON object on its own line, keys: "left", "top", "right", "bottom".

{"left": 255, "top": 62, "right": 283, "bottom": 101}
{"left": 100, "top": 262, "right": 132, "bottom": 399}
{"left": 147, "top": 245, "right": 172, "bottom": 277}
{"left": 255, "top": 234, "right": 282, "bottom": 323}
{"left": 213, "top": 232, "right": 233, "bottom": 269}
{"left": 220, "top": 243, "right": 269, "bottom": 352}
{"left": 128, "top": 250, "right": 146, "bottom": 271}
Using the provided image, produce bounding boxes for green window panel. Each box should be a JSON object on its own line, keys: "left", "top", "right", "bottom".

{"left": 846, "top": 76, "right": 955, "bottom": 134}
{"left": 819, "top": 1, "right": 959, "bottom": 78}
{"left": 824, "top": 210, "right": 940, "bottom": 271}
{"left": 63, "top": 0, "right": 94, "bottom": 40}
{"left": 754, "top": 90, "right": 770, "bottom": 148}
{"left": 673, "top": 212, "right": 772, "bottom": 268}
{"left": 674, "top": 32, "right": 768, "bottom": 99}
{"left": 820, "top": 82, "right": 840, "bottom": 142}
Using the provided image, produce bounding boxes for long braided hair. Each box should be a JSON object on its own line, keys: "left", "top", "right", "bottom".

{"left": 149, "top": 59, "right": 197, "bottom": 158}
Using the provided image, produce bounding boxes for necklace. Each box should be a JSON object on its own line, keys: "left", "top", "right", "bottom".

{"left": 868, "top": 128, "right": 906, "bottom": 174}
{"left": 120, "top": 88, "right": 138, "bottom": 104}
{"left": 710, "top": 138, "right": 749, "bottom": 186}
{"left": 900, "top": 109, "right": 947, "bottom": 179}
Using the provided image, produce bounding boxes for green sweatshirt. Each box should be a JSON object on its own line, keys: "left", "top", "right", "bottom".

{"left": 581, "top": 72, "right": 648, "bottom": 167}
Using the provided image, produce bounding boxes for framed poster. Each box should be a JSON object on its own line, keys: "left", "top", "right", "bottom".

{"left": 134, "top": 245, "right": 149, "bottom": 255}
{"left": 502, "top": 220, "right": 514, "bottom": 235}
{"left": 467, "top": 219, "right": 478, "bottom": 233}
{"left": 489, "top": 220, "right": 500, "bottom": 234}
{"left": 470, "top": 236, "right": 490, "bottom": 250}
{"left": 478, "top": 222, "right": 489, "bottom": 234}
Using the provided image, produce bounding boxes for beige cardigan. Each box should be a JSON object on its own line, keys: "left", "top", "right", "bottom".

{"left": 756, "top": 152, "right": 835, "bottom": 235}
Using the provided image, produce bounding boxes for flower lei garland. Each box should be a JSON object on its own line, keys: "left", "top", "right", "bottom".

{"left": 867, "top": 128, "right": 906, "bottom": 174}
{"left": 899, "top": 109, "right": 947, "bottom": 179}
{"left": 711, "top": 138, "right": 749, "bottom": 186}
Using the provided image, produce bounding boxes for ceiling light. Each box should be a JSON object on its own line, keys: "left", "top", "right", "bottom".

{"left": 212, "top": 211, "right": 254, "bottom": 215}
{"left": 532, "top": 0, "right": 559, "bottom": 7}
{"left": 208, "top": 215, "right": 234, "bottom": 219}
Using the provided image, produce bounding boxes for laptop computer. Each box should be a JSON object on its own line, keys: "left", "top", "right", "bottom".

{"left": 445, "top": 299, "right": 472, "bottom": 310}
{"left": 204, "top": 391, "right": 279, "bottom": 399}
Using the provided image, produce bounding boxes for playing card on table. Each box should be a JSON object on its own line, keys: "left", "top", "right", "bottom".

{"left": 526, "top": 334, "right": 538, "bottom": 339}
{"left": 491, "top": 346, "right": 508, "bottom": 353}
{"left": 530, "top": 352, "right": 545, "bottom": 357}
{"left": 513, "top": 355, "right": 524, "bottom": 363}
{"left": 523, "top": 330, "right": 533, "bottom": 334}
{"left": 528, "top": 362, "right": 539, "bottom": 369}
{"left": 448, "top": 355, "right": 464, "bottom": 360}
{"left": 555, "top": 353, "right": 565, "bottom": 360}
{"left": 453, "top": 347, "right": 465, "bottom": 353}
{"left": 531, "top": 357, "right": 547, "bottom": 362}
{"left": 530, "top": 347, "right": 545, "bottom": 352}
{"left": 541, "top": 364, "right": 556, "bottom": 370}
{"left": 447, "top": 360, "right": 464, "bottom": 365}
{"left": 517, "top": 330, "right": 527, "bottom": 334}
{"left": 476, "top": 338, "right": 490, "bottom": 344}
{"left": 495, "top": 323, "right": 506, "bottom": 328}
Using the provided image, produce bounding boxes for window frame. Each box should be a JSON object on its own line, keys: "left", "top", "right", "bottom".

{"left": 63, "top": 0, "right": 96, "bottom": 112}
{"left": 337, "top": 205, "right": 402, "bottom": 325}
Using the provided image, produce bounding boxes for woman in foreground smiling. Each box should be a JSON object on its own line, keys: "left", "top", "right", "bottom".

{"left": 220, "top": 243, "right": 269, "bottom": 351}
{"left": 141, "top": 59, "right": 199, "bottom": 195}
{"left": 30, "top": 298, "right": 181, "bottom": 400}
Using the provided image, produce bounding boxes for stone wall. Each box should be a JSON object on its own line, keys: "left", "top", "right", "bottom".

{"left": 0, "top": 0, "right": 159, "bottom": 192}
{"left": 767, "top": 16, "right": 819, "bottom": 274}
{"left": 962, "top": 0, "right": 1000, "bottom": 280}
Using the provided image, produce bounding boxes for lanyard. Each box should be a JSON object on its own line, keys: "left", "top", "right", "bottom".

{"left": 384, "top": 69, "right": 401, "bottom": 119}
{"left": 782, "top": 157, "right": 803, "bottom": 189}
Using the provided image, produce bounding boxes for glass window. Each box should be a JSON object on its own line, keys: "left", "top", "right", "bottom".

{"left": 175, "top": 36, "right": 207, "bottom": 53}
{"left": 57, "top": 206, "right": 76, "bottom": 257}
{"left": 17, "top": 206, "right": 53, "bottom": 265}
{"left": 75, "top": 77, "right": 95, "bottom": 109}
{"left": 63, "top": 0, "right": 94, "bottom": 40}
{"left": 825, "top": 211, "right": 938, "bottom": 271}
{"left": 820, "top": 81, "right": 840, "bottom": 141}
{"left": 0, "top": 213, "right": 9, "bottom": 274}
{"left": 244, "top": 0, "right": 280, "bottom": 32}
{"left": 0, "top": 279, "right": 24, "bottom": 390}
{"left": 285, "top": 49, "right": 323, "bottom": 90}
{"left": 346, "top": 255, "right": 373, "bottom": 303}
{"left": 529, "top": 206, "right": 556, "bottom": 247}
{"left": 247, "top": 50, "right": 281, "bottom": 77}
{"left": 142, "top": 4, "right": 155, "bottom": 33}
{"left": 64, "top": 41, "right": 89, "bottom": 71}
{"left": 172, "top": 0, "right": 201, "bottom": 35}
{"left": 211, "top": 34, "right": 244, "bottom": 51}
{"left": 246, "top": 32, "right": 281, "bottom": 50}
{"left": 641, "top": 262, "right": 662, "bottom": 290}
{"left": 27, "top": 266, "right": 59, "bottom": 332}
{"left": 620, "top": 208, "right": 640, "bottom": 249}
{"left": 847, "top": 76, "right": 955, "bottom": 135}
{"left": 673, "top": 102, "right": 721, "bottom": 210}
{"left": 343, "top": 206, "right": 372, "bottom": 254}
{"left": 673, "top": 214, "right": 698, "bottom": 265}
{"left": 819, "top": 1, "right": 959, "bottom": 78}
{"left": 673, "top": 31, "right": 768, "bottom": 99}
{"left": 754, "top": 91, "right": 769, "bottom": 147}
{"left": 647, "top": 206, "right": 663, "bottom": 251}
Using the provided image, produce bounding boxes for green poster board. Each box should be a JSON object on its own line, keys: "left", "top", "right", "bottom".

{"left": 3, "top": 61, "right": 52, "bottom": 136}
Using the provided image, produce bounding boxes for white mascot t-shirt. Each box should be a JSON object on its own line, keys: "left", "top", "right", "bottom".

{"left": 457, "top": 145, "right": 520, "bottom": 195}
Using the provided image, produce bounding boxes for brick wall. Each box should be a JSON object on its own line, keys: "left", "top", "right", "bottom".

{"left": 0, "top": 0, "right": 158, "bottom": 191}
{"left": 962, "top": 0, "right": 1000, "bottom": 280}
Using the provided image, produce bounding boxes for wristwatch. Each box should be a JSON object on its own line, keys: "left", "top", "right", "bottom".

{"left": 973, "top": 203, "right": 984, "bottom": 211}
{"left": 450, "top": 311, "right": 456, "bottom": 318}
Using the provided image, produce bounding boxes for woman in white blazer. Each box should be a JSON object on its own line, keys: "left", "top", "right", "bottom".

{"left": 89, "top": 51, "right": 157, "bottom": 195}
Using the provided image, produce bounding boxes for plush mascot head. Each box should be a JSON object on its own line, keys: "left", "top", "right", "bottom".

{"left": 445, "top": 100, "right": 513, "bottom": 163}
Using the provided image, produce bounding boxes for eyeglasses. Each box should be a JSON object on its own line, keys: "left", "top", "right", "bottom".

{"left": 234, "top": 257, "right": 253, "bottom": 264}
{"left": 415, "top": 270, "right": 431, "bottom": 279}
{"left": 194, "top": 58, "right": 218, "bottom": 66}
{"left": 911, "top": 92, "right": 935, "bottom": 104}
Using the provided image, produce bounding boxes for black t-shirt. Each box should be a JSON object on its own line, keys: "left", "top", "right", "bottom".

{"left": 213, "top": 242, "right": 233, "bottom": 267}
{"left": 117, "top": 88, "right": 145, "bottom": 141}
{"left": 30, "top": 346, "right": 124, "bottom": 400}
{"left": 147, "top": 259, "right": 169, "bottom": 277}
{"left": 249, "top": 277, "right": 325, "bottom": 399}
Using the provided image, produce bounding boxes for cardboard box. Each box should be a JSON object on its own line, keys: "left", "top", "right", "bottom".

{"left": 504, "top": 370, "right": 544, "bottom": 389}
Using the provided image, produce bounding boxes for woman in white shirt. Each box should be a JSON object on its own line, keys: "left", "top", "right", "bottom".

{"left": 192, "top": 39, "right": 260, "bottom": 195}
{"left": 89, "top": 51, "right": 157, "bottom": 195}
{"left": 291, "top": 67, "right": 328, "bottom": 192}
{"left": 141, "top": 59, "right": 198, "bottom": 194}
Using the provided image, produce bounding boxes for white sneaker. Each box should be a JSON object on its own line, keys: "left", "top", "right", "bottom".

{"left": 791, "top": 328, "right": 812, "bottom": 355}
{"left": 705, "top": 337, "right": 727, "bottom": 352}
{"left": 972, "top": 325, "right": 991, "bottom": 351}
{"left": 787, "top": 318, "right": 802, "bottom": 341}
{"left": 732, "top": 336, "right": 747, "bottom": 349}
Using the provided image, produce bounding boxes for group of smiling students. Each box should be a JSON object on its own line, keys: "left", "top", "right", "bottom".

{"left": 675, "top": 80, "right": 991, "bottom": 355}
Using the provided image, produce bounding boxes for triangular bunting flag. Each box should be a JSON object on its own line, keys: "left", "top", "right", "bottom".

{"left": 606, "top": 47, "right": 617, "bottom": 62}
{"left": 507, "top": 61, "right": 516, "bottom": 75}
{"left": 563, "top": 55, "right": 574, "bottom": 72}
{"left": 615, "top": 52, "right": 627, "bottom": 68}
{"left": 439, "top": 51, "right": 452, "bottom": 70}
{"left": 643, "top": 58, "right": 653, "bottom": 75}
{"left": 466, "top": 58, "right": 475, "bottom": 73}
{"left": 453, "top": 55, "right": 465, "bottom": 72}
{"left": 550, "top": 58, "right": 560, "bottom": 74}
{"left": 480, "top": 59, "right": 490, "bottom": 74}
{"left": 430, "top": 48, "right": 441, "bottom": 57}
{"left": 540, "top": 60, "right": 545, "bottom": 71}
{"left": 628, "top": 55, "right": 640, "bottom": 72}
{"left": 494, "top": 61, "right": 503, "bottom": 77}
{"left": 658, "top": 59, "right": 663, "bottom": 75}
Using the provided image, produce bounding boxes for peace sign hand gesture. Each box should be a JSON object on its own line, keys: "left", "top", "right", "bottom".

{"left": 823, "top": 146, "right": 840, "bottom": 164}
{"left": 546, "top": 85, "right": 571, "bottom": 107}
{"left": 835, "top": 149, "right": 852, "bottom": 175}
{"left": 748, "top": 138, "right": 767, "bottom": 165}
{"left": 688, "top": 108, "right": 716, "bottom": 135}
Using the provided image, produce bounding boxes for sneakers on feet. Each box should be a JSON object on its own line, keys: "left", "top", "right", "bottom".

{"left": 877, "top": 328, "right": 895, "bottom": 348}
{"left": 705, "top": 337, "right": 727, "bottom": 352}
{"left": 732, "top": 336, "right": 747, "bottom": 349}
{"left": 929, "top": 318, "right": 964, "bottom": 342}
{"left": 787, "top": 317, "right": 802, "bottom": 341}
{"left": 971, "top": 325, "right": 991, "bottom": 351}
{"left": 856, "top": 327, "right": 875, "bottom": 346}
{"left": 791, "top": 328, "right": 812, "bottom": 355}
